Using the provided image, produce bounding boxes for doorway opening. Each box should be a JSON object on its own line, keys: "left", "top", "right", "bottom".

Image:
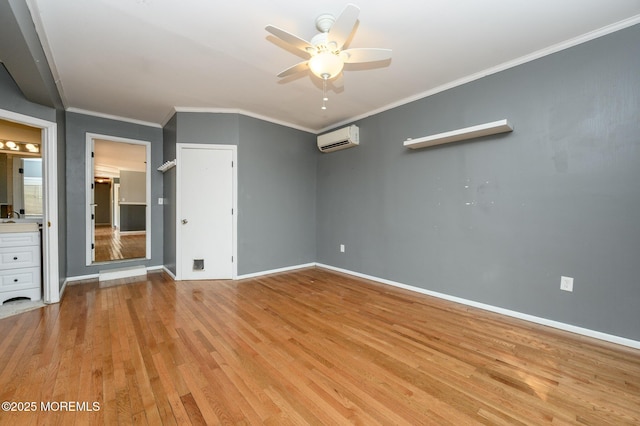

{"left": 0, "top": 109, "right": 59, "bottom": 304}
{"left": 85, "top": 134, "right": 150, "bottom": 265}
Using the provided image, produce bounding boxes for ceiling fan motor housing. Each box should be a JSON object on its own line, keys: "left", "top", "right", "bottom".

{"left": 315, "top": 13, "right": 335, "bottom": 33}
{"left": 311, "top": 32, "right": 339, "bottom": 54}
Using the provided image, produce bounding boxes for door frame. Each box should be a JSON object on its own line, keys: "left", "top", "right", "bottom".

{"left": 175, "top": 143, "right": 237, "bottom": 280}
{"left": 85, "top": 133, "right": 151, "bottom": 265}
{"left": 113, "top": 182, "right": 120, "bottom": 229}
{"left": 0, "top": 108, "right": 59, "bottom": 303}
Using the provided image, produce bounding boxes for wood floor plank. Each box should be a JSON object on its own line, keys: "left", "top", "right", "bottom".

{"left": 94, "top": 224, "right": 146, "bottom": 263}
{"left": 0, "top": 267, "right": 638, "bottom": 424}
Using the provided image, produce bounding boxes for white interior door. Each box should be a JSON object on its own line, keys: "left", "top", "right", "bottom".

{"left": 177, "top": 144, "right": 235, "bottom": 280}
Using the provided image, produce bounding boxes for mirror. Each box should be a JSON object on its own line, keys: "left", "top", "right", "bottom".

{"left": 86, "top": 135, "right": 150, "bottom": 264}
{"left": 0, "top": 119, "right": 42, "bottom": 221}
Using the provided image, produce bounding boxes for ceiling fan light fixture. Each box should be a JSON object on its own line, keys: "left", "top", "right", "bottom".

{"left": 309, "top": 52, "right": 343, "bottom": 80}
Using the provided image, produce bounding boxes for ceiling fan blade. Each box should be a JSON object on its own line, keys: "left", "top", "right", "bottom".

{"left": 265, "top": 25, "right": 314, "bottom": 55}
{"left": 328, "top": 4, "right": 360, "bottom": 49}
{"left": 277, "top": 61, "right": 310, "bottom": 78}
{"left": 341, "top": 48, "right": 392, "bottom": 63}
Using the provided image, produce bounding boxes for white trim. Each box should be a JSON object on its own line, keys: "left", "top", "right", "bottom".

{"left": 41, "top": 121, "right": 60, "bottom": 303}
{"left": 315, "top": 263, "right": 640, "bottom": 350}
{"left": 85, "top": 133, "right": 151, "bottom": 266}
{"left": 98, "top": 265, "right": 146, "bottom": 281}
{"left": 34, "top": 14, "right": 640, "bottom": 137}
{"left": 25, "top": 0, "right": 68, "bottom": 110}
{"left": 91, "top": 257, "right": 148, "bottom": 267}
{"left": 0, "top": 108, "right": 59, "bottom": 304}
{"left": 119, "top": 230, "right": 145, "bottom": 236}
{"left": 236, "top": 262, "right": 316, "bottom": 280}
{"left": 57, "top": 279, "right": 67, "bottom": 301}
{"left": 171, "top": 107, "right": 315, "bottom": 134}
{"left": 64, "top": 273, "right": 100, "bottom": 283}
{"left": 64, "top": 15, "right": 640, "bottom": 136}
{"left": 317, "top": 14, "right": 640, "bottom": 134}
{"left": 146, "top": 265, "right": 164, "bottom": 272}
{"left": 231, "top": 147, "right": 238, "bottom": 280}
{"left": 176, "top": 143, "right": 238, "bottom": 280}
{"left": 67, "top": 107, "right": 162, "bottom": 129}
{"left": 65, "top": 264, "right": 164, "bottom": 285}
{"left": 162, "top": 266, "right": 176, "bottom": 280}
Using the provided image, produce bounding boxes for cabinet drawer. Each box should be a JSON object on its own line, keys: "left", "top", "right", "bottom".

{"left": 0, "top": 246, "right": 41, "bottom": 270}
{"left": 0, "top": 267, "right": 40, "bottom": 292}
{"left": 0, "top": 232, "right": 39, "bottom": 247}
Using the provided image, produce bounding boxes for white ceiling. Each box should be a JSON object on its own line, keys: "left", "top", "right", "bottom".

{"left": 26, "top": 1, "right": 640, "bottom": 133}
{"left": 94, "top": 139, "right": 147, "bottom": 178}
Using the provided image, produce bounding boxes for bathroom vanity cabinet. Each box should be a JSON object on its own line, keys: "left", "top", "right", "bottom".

{"left": 0, "top": 226, "right": 41, "bottom": 304}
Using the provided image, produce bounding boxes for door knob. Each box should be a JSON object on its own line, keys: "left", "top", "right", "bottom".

{"left": 181, "top": 219, "right": 188, "bottom": 224}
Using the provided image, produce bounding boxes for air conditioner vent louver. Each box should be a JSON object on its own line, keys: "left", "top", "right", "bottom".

{"left": 317, "top": 125, "right": 359, "bottom": 153}
{"left": 320, "top": 140, "right": 351, "bottom": 151}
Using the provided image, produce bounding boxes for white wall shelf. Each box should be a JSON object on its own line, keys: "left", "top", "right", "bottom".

{"left": 157, "top": 159, "right": 176, "bottom": 172}
{"left": 404, "top": 119, "right": 513, "bottom": 149}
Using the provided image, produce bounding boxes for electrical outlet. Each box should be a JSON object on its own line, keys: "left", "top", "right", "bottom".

{"left": 340, "top": 244, "right": 345, "bottom": 253}
{"left": 560, "top": 276, "right": 574, "bottom": 292}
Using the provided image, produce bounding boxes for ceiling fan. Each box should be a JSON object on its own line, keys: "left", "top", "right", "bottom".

{"left": 266, "top": 3, "right": 392, "bottom": 109}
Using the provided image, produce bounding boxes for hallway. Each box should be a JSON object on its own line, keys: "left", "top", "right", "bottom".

{"left": 94, "top": 225, "right": 145, "bottom": 262}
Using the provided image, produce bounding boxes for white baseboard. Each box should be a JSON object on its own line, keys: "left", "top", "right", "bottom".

{"left": 65, "top": 265, "right": 161, "bottom": 285}
{"left": 316, "top": 263, "right": 640, "bottom": 350}
{"left": 57, "top": 280, "right": 68, "bottom": 301}
{"left": 62, "top": 261, "right": 639, "bottom": 349}
{"left": 99, "top": 265, "right": 147, "bottom": 281}
{"left": 65, "top": 273, "right": 100, "bottom": 284}
{"left": 236, "top": 262, "right": 316, "bottom": 280}
{"left": 162, "top": 266, "right": 176, "bottom": 280}
{"left": 119, "top": 230, "right": 146, "bottom": 236}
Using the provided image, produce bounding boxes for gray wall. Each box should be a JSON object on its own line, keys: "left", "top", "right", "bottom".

{"left": 162, "top": 112, "right": 317, "bottom": 276}
{"left": 0, "top": 65, "right": 66, "bottom": 287}
{"left": 0, "top": 1, "right": 61, "bottom": 109}
{"left": 317, "top": 25, "right": 640, "bottom": 341}
{"left": 0, "top": 64, "right": 55, "bottom": 123}
{"left": 65, "top": 112, "right": 163, "bottom": 276}
{"left": 237, "top": 115, "right": 317, "bottom": 274}
{"left": 120, "top": 205, "right": 146, "bottom": 232}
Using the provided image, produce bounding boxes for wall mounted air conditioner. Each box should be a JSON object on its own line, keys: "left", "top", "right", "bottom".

{"left": 317, "top": 125, "right": 359, "bottom": 153}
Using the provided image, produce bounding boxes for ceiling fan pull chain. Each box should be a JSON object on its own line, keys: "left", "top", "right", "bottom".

{"left": 321, "top": 77, "right": 328, "bottom": 110}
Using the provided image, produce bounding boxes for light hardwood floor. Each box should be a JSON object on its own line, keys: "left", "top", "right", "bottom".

{"left": 0, "top": 268, "right": 638, "bottom": 424}
{"left": 94, "top": 225, "right": 146, "bottom": 263}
